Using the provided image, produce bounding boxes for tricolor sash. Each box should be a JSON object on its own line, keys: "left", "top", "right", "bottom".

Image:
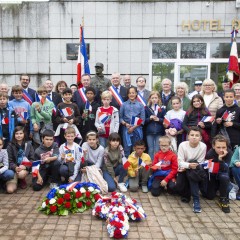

{"left": 137, "top": 93, "right": 147, "bottom": 107}
{"left": 109, "top": 86, "right": 124, "bottom": 106}
{"left": 78, "top": 88, "right": 87, "bottom": 103}
{"left": 46, "top": 95, "right": 57, "bottom": 115}
{"left": 23, "top": 89, "right": 33, "bottom": 105}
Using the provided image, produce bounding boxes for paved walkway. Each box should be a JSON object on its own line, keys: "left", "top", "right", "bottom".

{"left": 0, "top": 177, "right": 240, "bottom": 240}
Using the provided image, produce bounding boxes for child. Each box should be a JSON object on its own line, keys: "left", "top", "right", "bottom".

{"left": 59, "top": 127, "right": 82, "bottom": 183}
{"left": 55, "top": 88, "right": 81, "bottom": 145}
{"left": 8, "top": 85, "right": 32, "bottom": 140}
{"left": 120, "top": 87, "right": 145, "bottom": 157}
{"left": 164, "top": 96, "right": 186, "bottom": 151}
{"left": 79, "top": 87, "right": 99, "bottom": 142}
{"left": 145, "top": 91, "right": 166, "bottom": 160}
{"left": 0, "top": 92, "right": 17, "bottom": 148}
{"left": 0, "top": 138, "right": 15, "bottom": 193}
{"left": 176, "top": 126, "right": 207, "bottom": 213}
{"left": 32, "top": 129, "right": 61, "bottom": 191}
{"left": 82, "top": 131, "right": 105, "bottom": 169}
{"left": 182, "top": 94, "right": 212, "bottom": 150}
{"left": 102, "top": 133, "right": 127, "bottom": 192}
{"left": 31, "top": 86, "right": 55, "bottom": 146}
{"left": 7, "top": 126, "right": 34, "bottom": 192}
{"left": 205, "top": 135, "right": 232, "bottom": 213}
{"left": 212, "top": 89, "right": 240, "bottom": 150}
{"left": 95, "top": 90, "right": 119, "bottom": 148}
{"left": 149, "top": 136, "right": 178, "bottom": 197}
{"left": 127, "top": 140, "right": 151, "bottom": 193}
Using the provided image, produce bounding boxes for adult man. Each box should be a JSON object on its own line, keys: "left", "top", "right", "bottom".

{"left": 73, "top": 74, "right": 100, "bottom": 108}
{"left": 0, "top": 83, "right": 9, "bottom": 94}
{"left": 188, "top": 80, "right": 203, "bottom": 99}
{"left": 218, "top": 78, "right": 230, "bottom": 103}
{"left": 109, "top": 72, "right": 128, "bottom": 110}
{"left": 159, "top": 78, "right": 175, "bottom": 108}
{"left": 90, "top": 62, "right": 111, "bottom": 94}
{"left": 123, "top": 75, "right": 133, "bottom": 88}
{"left": 136, "top": 76, "right": 150, "bottom": 102}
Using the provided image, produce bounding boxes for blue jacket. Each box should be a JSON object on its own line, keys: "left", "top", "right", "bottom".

{"left": 145, "top": 106, "right": 166, "bottom": 135}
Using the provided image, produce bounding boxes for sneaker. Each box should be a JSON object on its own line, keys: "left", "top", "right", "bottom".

{"left": 218, "top": 198, "right": 230, "bottom": 213}
{"left": 19, "top": 179, "right": 27, "bottom": 189}
{"left": 49, "top": 183, "right": 58, "bottom": 189}
{"left": 193, "top": 200, "right": 202, "bottom": 213}
{"left": 118, "top": 183, "right": 127, "bottom": 193}
{"left": 142, "top": 185, "right": 148, "bottom": 193}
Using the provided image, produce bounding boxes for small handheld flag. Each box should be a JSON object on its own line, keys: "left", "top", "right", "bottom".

{"left": 22, "top": 157, "right": 32, "bottom": 167}
{"left": 130, "top": 116, "right": 143, "bottom": 126}
{"left": 32, "top": 160, "right": 42, "bottom": 177}
{"left": 163, "top": 117, "right": 171, "bottom": 127}
{"left": 207, "top": 159, "right": 220, "bottom": 174}
{"left": 222, "top": 110, "right": 229, "bottom": 121}
{"left": 122, "top": 157, "right": 130, "bottom": 169}
{"left": 200, "top": 116, "right": 215, "bottom": 123}
{"left": 59, "top": 107, "right": 74, "bottom": 117}
{"left": 19, "top": 112, "right": 28, "bottom": 120}
{"left": 138, "top": 158, "right": 150, "bottom": 171}
{"left": 2, "top": 117, "right": 9, "bottom": 124}
{"left": 154, "top": 104, "right": 161, "bottom": 115}
{"left": 151, "top": 161, "right": 162, "bottom": 170}
{"left": 85, "top": 101, "right": 92, "bottom": 112}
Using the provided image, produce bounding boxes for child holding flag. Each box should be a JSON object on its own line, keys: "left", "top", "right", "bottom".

{"left": 31, "top": 86, "right": 55, "bottom": 146}
{"left": 145, "top": 91, "right": 166, "bottom": 160}
{"left": 59, "top": 127, "right": 82, "bottom": 183}
{"left": 120, "top": 87, "right": 145, "bottom": 157}
{"left": 32, "top": 129, "right": 60, "bottom": 191}
{"left": 149, "top": 136, "right": 178, "bottom": 197}
{"left": 7, "top": 126, "right": 34, "bottom": 192}
{"left": 79, "top": 87, "right": 99, "bottom": 142}
{"left": 95, "top": 90, "right": 119, "bottom": 148}
{"left": 55, "top": 88, "right": 81, "bottom": 145}
{"left": 127, "top": 140, "right": 151, "bottom": 193}
{"left": 212, "top": 89, "right": 240, "bottom": 150}
{"left": 205, "top": 135, "right": 232, "bottom": 213}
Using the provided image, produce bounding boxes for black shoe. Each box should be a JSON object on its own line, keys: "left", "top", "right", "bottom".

{"left": 181, "top": 197, "right": 190, "bottom": 203}
{"left": 218, "top": 198, "right": 230, "bottom": 213}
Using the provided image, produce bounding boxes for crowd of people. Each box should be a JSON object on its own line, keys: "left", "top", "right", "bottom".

{"left": 0, "top": 68, "right": 240, "bottom": 215}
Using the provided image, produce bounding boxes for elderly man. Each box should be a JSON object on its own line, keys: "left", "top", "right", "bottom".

{"left": 90, "top": 62, "right": 111, "bottom": 95}
{"left": 159, "top": 78, "right": 175, "bottom": 108}
{"left": 136, "top": 76, "right": 150, "bottom": 103}
{"left": 0, "top": 83, "right": 9, "bottom": 94}
{"left": 109, "top": 72, "right": 128, "bottom": 110}
{"left": 123, "top": 75, "right": 133, "bottom": 88}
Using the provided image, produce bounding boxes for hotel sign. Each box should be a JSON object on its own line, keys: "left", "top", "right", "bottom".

{"left": 182, "top": 19, "right": 239, "bottom": 31}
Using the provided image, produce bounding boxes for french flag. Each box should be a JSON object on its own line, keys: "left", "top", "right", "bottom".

{"left": 99, "top": 112, "right": 109, "bottom": 124}
{"left": 222, "top": 110, "right": 229, "bottom": 121}
{"left": 163, "top": 117, "right": 171, "bottom": 127}
{"left": 20, "top": 112, "right": 28, "bottom": 120}
{"left": 2, "top": 117, "right": 9, "bottom": 124}
{"left": 131, "top": 116, "right": 143, "bottom": 126}
{"left": 138, "top": 158, "right": 150, "bottom": 171}
{"left": 60, "top": 107, "right": 73, "bottom": 117}
{"left": 201, "top": 116, "right": 215, "bottom": 123}
{"left": 154, "top": 104, "right": 161, "bottom": 115}
{"left": 22, "top": 158, "right": 32, "bottom": 167}
{"left": 32, "top": 160, "right": 41, "bottom": 177}
{"left": 207, "top": 159, "right": 220, "bottom": 174}
{"left": 85, "top": 101, "right": 92, "bottom": 112}
{"left": 77, "top": 25, "right": 90, "bottom": 87}
{"left": 151, "top": 161, "right": 161, "bottom": 170}
{"left": 122, "top": 157, "right": 130, "bottom": 169}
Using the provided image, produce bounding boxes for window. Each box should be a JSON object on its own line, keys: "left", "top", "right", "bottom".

{"left": 152, "top": 43, "right": 177, "bottom": 59}
{"left": 181, "top": 43, "right": 207, "bottom": 59}
{"left": 210, "top": 43, "right": 240, "bottom": 58}
{"left": 152, "top": 63, "right": 174, "bottom": 87}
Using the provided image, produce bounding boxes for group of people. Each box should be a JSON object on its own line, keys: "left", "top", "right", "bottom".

{"left": 0, "top": 64, "right": 240, "bottom": 215}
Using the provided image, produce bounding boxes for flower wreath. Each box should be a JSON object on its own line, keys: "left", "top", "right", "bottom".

{"left": 38, "top": 182, "right": 101, "bottom": 216}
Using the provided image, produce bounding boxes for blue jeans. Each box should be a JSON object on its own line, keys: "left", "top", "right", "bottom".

{"left": 0, "top": 169, "right": 15, "bottom": 181}
{"left": 59, "top": 164, "right": 81, "bottom": 182}
{"left": 146, "top": 134, "right": 161, "bottom": 160}
{"left": 103, "top": 164, "right": 127, "bottom": 192}
{"left": 232, "top": 166, "right": 240, "bottom": 188}
{"left": 99, "top": 137, "right": 108, "bottom": 148}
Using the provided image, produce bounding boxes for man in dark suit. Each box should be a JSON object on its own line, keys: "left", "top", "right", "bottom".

{"left": 110, "top": 73, "right": 128, "bottom": 110}
{"left": 136, "top": 76, "right": 150, "bottom": 103}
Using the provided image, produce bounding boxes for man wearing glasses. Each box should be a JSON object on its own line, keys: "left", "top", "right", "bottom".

{"left": 136, "top": 76, "right": 150, "bottom": 102}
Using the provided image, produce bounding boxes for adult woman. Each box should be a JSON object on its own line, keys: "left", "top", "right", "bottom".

{"left": 55, "top": 80, "right": 68, "bottom": 95}
{"left": 167, "top": 82, "right": 190, "bottom": 111}
{"left": 233, "top": 83, "right": 240, "bottom": 107}
{"left": 202, "top": 79, "right": 223, "bottom": 117}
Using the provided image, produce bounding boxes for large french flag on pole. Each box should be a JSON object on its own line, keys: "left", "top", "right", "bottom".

{"left": 227, "top": 29, "right": 240, "bottom": 87}
{"left": 77, "top": 25, "right": 90, "bottom": 87}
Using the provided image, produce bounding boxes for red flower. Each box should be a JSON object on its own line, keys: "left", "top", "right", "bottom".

{"left": 133, "top": 211, "right": 140, "bottom": 218}
{"left": 75, "top": 191, "right": 82, "bottom": 199}
{"left": 95, "top": 206, "right": 101, "bottom": 213}
{"left": 50, "top": 205, "right": 57, "bottom": 213}
{"left": 45, "top": 199, "right": 49, "bottom": 205}
{"left": 132, "top": 199, "right": 137, "bottom": 204}
{"left": 86, "top": 200, "right": 91, "bottom": 207}
{"left": 112, "top": 221, "right": 123, "bottom": 228}
{"left": 114, "top": 229, "right": 123, "bottom": 239}
{"left": 65, "top": 202, "right": 71, "bottom": 209}
{"left": 118, "top": 212, "right": 124, "bottom": 221}
{"left": 94, "top": 194, "right": 101, "bottom": 201}
{"left": 77, "top": 202, "right": 83, "bottom": 208}
{"left": 57, "top": 198, "right": 64, "bottom": 205}
{"left": 63, "top": 193, "right": 71, "bottom": 201}
{"left": 85, "top": 191, "right": 91, "bottom": 198}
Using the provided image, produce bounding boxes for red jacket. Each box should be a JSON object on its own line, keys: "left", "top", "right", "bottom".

{"left": 153, "top": 150, "right": 178, "bottom": 183}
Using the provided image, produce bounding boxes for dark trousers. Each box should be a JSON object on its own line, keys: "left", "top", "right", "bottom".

{"left": 151, "top": 178, "right": 176, "bottom": 197}
{"left": 205, "top": 172, "right": 230, "bottom": 200}
{"left": 32, "top": 160, "right": 61, "bottom": 191}
{"left": 59, "top": 164, "right": 81, "bottom": 183}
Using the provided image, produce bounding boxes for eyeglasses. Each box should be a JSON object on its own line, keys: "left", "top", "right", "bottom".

{"left": 203, "top": 84, "right": 213, "bottom": 87}
{"left": 234, "top": 89, "right": 240, "bottom": 91}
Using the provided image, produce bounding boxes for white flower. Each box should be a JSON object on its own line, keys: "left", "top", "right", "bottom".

{"left": 102, "top": 205, "right": 109, "bottom": 214}
{"left": 92, "top": 210, "right": 96, "bottom": 215}
{"left": 80, "top": 187, "right": 86, "bottom": 193}
{"left": 41, "top": 202, "right": 46, "bottom": 208}
{"left": 49, "top": 198, "right": 56, "bottom": 205}
{"left": 88, "top": 187, "right": 94, "bottom": 192}
{"left": 59, "top": 189, "right": 65, "bottom": 195}
{"left": 131, "top": 215, "right": 136, "bottom": 220}
{"left": 73, "top": 188, "right": 77, "bottom": 192}
{"left": 118, "top": 206, "right": 125, "bottom": 212}
{"left": 95, "top": 189, "right": 100, "bottom": 193}
{"left": 121, "top": 229, "right": 127, "bottom": 235}
{"left": 138, "top": 207, "right": 144, "bottom": 213}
